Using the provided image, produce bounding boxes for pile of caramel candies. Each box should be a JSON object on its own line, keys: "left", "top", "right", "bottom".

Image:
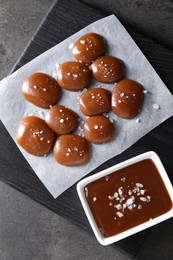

{"left": 16, "top": 33, "right": 143, "bottom": 166}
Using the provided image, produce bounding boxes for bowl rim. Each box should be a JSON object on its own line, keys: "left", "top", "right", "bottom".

{"left": 76, "top": 151, "right": 173, "bottom": 246}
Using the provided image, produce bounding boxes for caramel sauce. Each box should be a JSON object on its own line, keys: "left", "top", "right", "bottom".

{"left": 85, "top": 159, "right": 172, "bottom": 238}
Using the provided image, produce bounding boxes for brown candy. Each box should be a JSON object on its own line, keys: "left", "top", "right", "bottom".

{"left": 56, "top": 61, "right": 91, "bottom": 91}
{"left": 83, "top": 116, "right": 113, "bottom": 144}
{"left": 22, "top": 72, "right": 61, "bottom": 108}
{"left": 16, "top": 116, "right": 55, "bottom": 156}
{"left": 45, "top": 105, "right": 79, "bottom": 135}
{"left": 72, "top": 33, "right": 106, "bottom": 64}
{"left": 53, "top": 134, "right": 90, "bottom": 166}
{"left": 112, "top": 79, "right": 144, "bottom": 119}
{"left": 91, "top": 55, "right": 124, "bottom": 83}
{"left": 79, "top": 88, "right": 111, "bottom": 116}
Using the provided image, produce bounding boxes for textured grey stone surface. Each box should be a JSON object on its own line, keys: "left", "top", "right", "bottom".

{"left": 0, "top": 0, "right": 173, "bottom": 259}
{"left": 83, "top": 0, "right": 173, "bottom": 49}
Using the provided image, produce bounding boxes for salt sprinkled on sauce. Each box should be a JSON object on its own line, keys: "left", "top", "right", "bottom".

{"left": 105, "top": 176, "right": 109, "bottom": 181}
{"left": 106, "top": 180, "right": 152, "bottom": 219}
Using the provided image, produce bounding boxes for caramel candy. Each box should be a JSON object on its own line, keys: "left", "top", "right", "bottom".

{"left": 16, "top": 116, "right": 55, "bottom": 156}
{"left": 56, "top": 61, "right": 91, "bottom": 91}
{"left": 112, "top": 79, "right": 144, "bottom": 119}
{"left": 83, "top": 116, "right": 113, "bottom": 144}
{"left": 22, "top": 72, "right": 61, "bottom": 108}
{"left": 72, "top": 33, "right": 106, "bottom": 64}
{"left": 45, "top": 105, "right": 79, "bottom": 135}
{"left": 79, "top": 88, "right": 111, "bottom": 116}
{"left": 91, "top": 55, "right": 124, "bottom": 83}
{"left": 53, "top": 134, "right": 90, "bottom": 166}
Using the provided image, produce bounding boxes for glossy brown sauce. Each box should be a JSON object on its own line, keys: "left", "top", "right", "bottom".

{"left": 85, "top": 159, "right": 172, "bottom": 238}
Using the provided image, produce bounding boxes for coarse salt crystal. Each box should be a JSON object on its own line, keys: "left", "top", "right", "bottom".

{"left": 33, "top": 85, "right": 37, "bottom": 89}
{"left": 69, "top": 43, "right": 74, "bottom": 49}
{"left": 136, "top": 118, "right": 141, "bottom": 123}
{"left": 43, "top": 88, "right": 47, "bottom": 92}
{"left": 94, "top": 125, "right": 99, "bottom": 129}
{"left": 93, "top": 196, "right": 97, "bottom": 202}
{"left": 109, "top": 117, "right": 114, "bottom": 123}
{"left": 126, "top": 197, "right": 134, "bottom": 206}
{"left": 47, "top": 140, "right": 50, "bottom": 143}
{"left": 60, "top": 119, "right": 64, "bottom": 123}
{"left": 140, "top": 197, "right": 147, "bottom": 202}
{"left": 118, "top": 187, "right": 123, "bottom": 196}
{"left": 116, "top": 212, "right": 124, "bottom": 218}
{"left": 80, "top": 40, "right": 85, "bottom": 44}
{"left": 118, "top": 100, "right": 122, "bottom": 103}
{"left": 40, "top": 137, "right": 44, "bottom": 141}
{"left": 140, "top": 189, "right": 145, "bottom": 195}
{"left": 123, "top": 203, "right": 127, "bottom": 209}
{"left": 105, "top": 176, "right": 109, "bottom": 181}
{"left": 114, "top": 204, "right": 122, "bottom": 210}
{"left": 128, "top": 190, "right": 132, "bottom": 195}
{"left": 66, "top": 153, "right": 70, "bottom": 156}
{"left": 138, "top": 204, "right": 142, "bottom": 209}
{"left": 153, "top": 103, "right": 160, "bottom": 110}
{"left": 136, "top": 183, "right": 143, "bottom": 188}
{"left": 147, "top": 195, "right": 151, "bottom": 201}
{"left": 114, "top": 192, "right": 119, "bottom": 198}
{"left": 108, "top": 195, "right": 113, "bottom": 200}
{"left": 143, "top": 89, "right": 148, "bottom": 94}
{"left": 121, "top": 177, "right": 126, "bottom": 182}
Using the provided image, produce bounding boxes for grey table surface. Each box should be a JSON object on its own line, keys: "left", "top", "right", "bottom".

{"left": 0, "top": 0, "right": 173, "bottom": 259}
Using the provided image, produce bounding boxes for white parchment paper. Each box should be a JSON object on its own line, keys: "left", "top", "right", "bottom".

{"left": 0, "top": 15, "right": 173, "bottom": 198}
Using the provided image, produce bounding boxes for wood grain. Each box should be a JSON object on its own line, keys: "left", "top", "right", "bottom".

{"left": 0, "top": 0, "right": 172, "bottom": 257}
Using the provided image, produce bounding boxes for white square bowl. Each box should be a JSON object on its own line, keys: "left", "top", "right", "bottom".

{"left": 76, "top": 151, "right": 173, "bottom": 246}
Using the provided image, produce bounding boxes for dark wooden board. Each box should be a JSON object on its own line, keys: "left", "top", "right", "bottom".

{"left": 0, "top": 0, "right": 173, "bottom": 258}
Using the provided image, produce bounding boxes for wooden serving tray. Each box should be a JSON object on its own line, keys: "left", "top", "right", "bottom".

{"left": 0, "top": 0, "right": 172, "bottom": 257}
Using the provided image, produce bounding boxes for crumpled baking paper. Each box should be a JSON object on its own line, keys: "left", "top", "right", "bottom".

{"left": 0, "top": 15, "right": 173, "bottom": 198}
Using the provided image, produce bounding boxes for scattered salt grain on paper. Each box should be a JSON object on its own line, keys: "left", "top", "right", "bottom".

{"left": 0, "top": 15, "right": 173, "bottom": 198}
